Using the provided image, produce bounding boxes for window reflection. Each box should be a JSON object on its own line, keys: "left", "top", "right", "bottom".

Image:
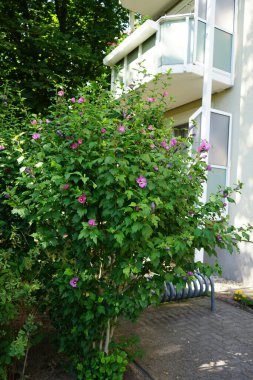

{"left": 209, "top": 112, "right": 230, "bottom": 166}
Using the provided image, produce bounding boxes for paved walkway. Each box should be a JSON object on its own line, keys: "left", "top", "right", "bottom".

{"left": 123, "top": 298, "right": 253, "bottom": 380}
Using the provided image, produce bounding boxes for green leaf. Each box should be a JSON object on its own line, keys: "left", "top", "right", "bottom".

{"left": 142, "top": 225, "right": 153, "bottom": 239}
{"left": 97, "top": 305, "right": 105, "bottom": 314}
{"left": 115, "top": 233, "right": 124, "bottom": 246}
{"left": 64, "top": 268, "right": 74, "bottom": 276}
{"left": 104, "top": 156, "right": 115, "bottom": 165}
{"left": 131, "top": 222, "right": 143, "bottom": 233}
{"left": 123, "top": 266, "right": 130, "bottom": 277}
{"left": 174, "top": 267, "right": 185, "bottom": 275}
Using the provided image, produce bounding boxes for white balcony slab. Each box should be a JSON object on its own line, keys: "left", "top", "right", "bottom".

{"left": 133, "top": 66, "right": 232, "bottom": 111}
{"left": 120, "top": 0, "right": 178, "bottom": 18}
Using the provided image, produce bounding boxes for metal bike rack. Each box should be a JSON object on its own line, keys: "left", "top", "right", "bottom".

{"left": 162, "top": 272, "right": 215, "bottom": 312}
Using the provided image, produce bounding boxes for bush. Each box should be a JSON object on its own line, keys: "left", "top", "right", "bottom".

{"left": 0, "top": 249, "right": 40, "bottom": 379}
{"left": 0, "top": 88, "right": 42, "bottom": 378}
{"left": 234, "top": 290, "right": 253, "bottom": 308}
{"left": 1, "top": 77, "right": 252, "bottom": 378}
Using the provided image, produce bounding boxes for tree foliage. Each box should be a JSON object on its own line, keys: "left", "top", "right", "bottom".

{"left": 0, "top": 0, "right": 128, "bottom": 112}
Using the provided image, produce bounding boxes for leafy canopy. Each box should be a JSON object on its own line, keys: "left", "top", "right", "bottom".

{"left": 0, "top": 0, "right": 128, "bottom": 112}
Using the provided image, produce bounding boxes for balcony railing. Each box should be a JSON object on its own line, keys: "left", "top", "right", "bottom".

{"left": 104, "top": 14, "right": 234, "bottom": 100}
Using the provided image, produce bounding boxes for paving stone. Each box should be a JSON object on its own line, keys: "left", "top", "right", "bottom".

{"left": 122, "top": 298, "right": 253, "bottom": 380}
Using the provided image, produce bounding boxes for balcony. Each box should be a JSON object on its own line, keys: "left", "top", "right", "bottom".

{"left": 103, "top": 14, "right": 234, "bottom": 110}
{"left": 120, "top": 0, "right": 176, "bottom": 19}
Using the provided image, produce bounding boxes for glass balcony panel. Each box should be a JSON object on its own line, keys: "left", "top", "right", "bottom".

{"left": 209, "top": 112, "right": 229, "bottom": 166}
{"left": 126, "top": 45, "right": 158, "bottom": 86}
{"left": 160, "top": 20, "right": 187, "bottom": 65}
{"left": 196, "top": 20, "right": 206, "bottom": 63}
{"left": 207, "top": 168, "right": 226, "bottom": 199}
{"left": 114, "top": 59, "right": 124, "bottom": 84}
{"left": 115, "top": 70, "right": 124, "bottom": 85}
{"left": 142, "top": 33, "right": 156, "bottom": 54}
{"left": 215, "top": 0, "right": 235, "bottom": 32}
{"left": 140, "top": 50, "right": 158, "bottom": 77}
{"left": 187, "top": 18, "right": 194, "bottom": 63}
{"left": 126, "top": 47, "right": 139, "bottom": 85}
{"left": 127, "top": 47, "right": 139, "bottom": 65}
{"left": 213, "top": 28, "right": 232, "bottom": 72}
{"left": 126, "top": 64, "right": 138, "bottom": 85}
{"left": 198, "top": 0, "right": 207, "bottom": 20}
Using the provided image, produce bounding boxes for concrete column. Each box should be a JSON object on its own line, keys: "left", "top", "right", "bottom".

{"left": 195, "top": 0, "right": 216, "bottom": 263}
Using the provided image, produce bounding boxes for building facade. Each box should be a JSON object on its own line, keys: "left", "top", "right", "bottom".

{"left": 103, "top": 0, "right": 253, "bottom": 285}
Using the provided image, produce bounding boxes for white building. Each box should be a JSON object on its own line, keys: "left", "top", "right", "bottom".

{"left": 103, "top": 0, "right": 253, "bottom": 285}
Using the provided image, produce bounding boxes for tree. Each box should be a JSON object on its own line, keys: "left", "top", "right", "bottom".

{"left": 0, "top": 0, "right": 128, "bottom": 112}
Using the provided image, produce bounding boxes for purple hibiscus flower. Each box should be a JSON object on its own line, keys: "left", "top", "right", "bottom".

{"left": 136, "top": 176, "right": 147, "bottom": 188}
{"left": 69, "top": 277, "right": 79, "bottom": 287}
{"left": 197, "top": 139, "right": 211, "bottom": 153}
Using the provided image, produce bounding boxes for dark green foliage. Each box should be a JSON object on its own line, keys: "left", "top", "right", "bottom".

{"left": 0, "top": 0, "right": 128, "bottom": 112}
{"left": 0, "top": 88, "right": 42, "bottom": 379}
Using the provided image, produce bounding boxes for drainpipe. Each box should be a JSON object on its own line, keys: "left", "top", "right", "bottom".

{"left": 195, "top": 0, "right": 216, "bottom": 263}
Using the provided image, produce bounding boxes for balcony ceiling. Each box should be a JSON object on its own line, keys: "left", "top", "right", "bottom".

{"left": 138, "top": 70, "right": 232, "bottom": 111}
{"left": 120, "top": 0, "right": 180, "bottom": 18}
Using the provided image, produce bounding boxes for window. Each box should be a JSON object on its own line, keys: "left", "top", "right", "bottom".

{"left": 215, "top": 0, "right": 234, "bottom": 32}
{"left": 189, "top": 108, "right": 231, "bottom": 201}
{"left": 213, "top": 29, "right": 233, "bottom": 72}
{"left": 208, "top": 112, "right": 230, "bottom": 167}
{"left": 207, "top": 111, "right": 231, "bottom": 199}
{"left": 173, "top": 123, "right": 189, "bottom": 138}
{"left": 207, "top": 168, "right": 227, "bottom": 199}
{"left": 198, "top": 0, "right": 207, "bottom": 20}
{"left": 213, "top": 0, "right": 235, "bottom": 73}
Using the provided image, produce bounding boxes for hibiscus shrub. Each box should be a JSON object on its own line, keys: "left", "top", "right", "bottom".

{"left": 1, "top": 77, "right": 252, "bottom": 378}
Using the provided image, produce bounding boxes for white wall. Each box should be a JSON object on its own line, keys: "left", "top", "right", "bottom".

{"left": 206, "top": 0, "right": 253, "bottom": 285}
{"left": 164, "top": 0, "right": 253, "bottom": 284}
